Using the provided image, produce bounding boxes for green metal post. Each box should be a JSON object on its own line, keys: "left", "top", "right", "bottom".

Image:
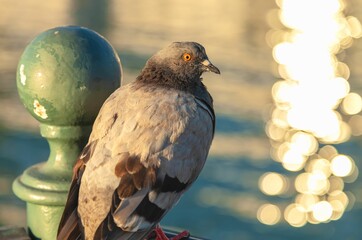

{"left": 12, "top": 26, "right": 122, "bottom": 240}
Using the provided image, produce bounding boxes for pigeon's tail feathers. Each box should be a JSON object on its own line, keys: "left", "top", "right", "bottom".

{"left": 57, "top": 178, "right": 83, "bottom": 240}
{"left": 57, "top": 209, "right": 82, "bottom": 240}
{"left": 94, "top": 216, "right": 153, "bottom": 240}
{"left": 57, "top": 159, "right": 86, "bottom": 240}
{"left": 108, "top": 229, "right": 152, "bottom": 240}
{"left": 95, "top": 224, "right": 152, "bottom": 240}
{"left": 93, "top": 188, "right": 154, "bottom": 240}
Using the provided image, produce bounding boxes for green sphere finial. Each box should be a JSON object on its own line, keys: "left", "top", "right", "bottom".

{"left": 16, "top": 25, "right": 121, "bottom": 125}
{"left": 13, "top": 26, "right": 121, "bottom": 240}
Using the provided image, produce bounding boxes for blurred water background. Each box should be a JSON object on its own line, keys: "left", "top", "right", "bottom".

{"left": 1, "top": 1, "right": 362, "bottom": 239}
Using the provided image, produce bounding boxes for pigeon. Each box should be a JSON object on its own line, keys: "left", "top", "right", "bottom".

{"left": 57, "top": 41, "right": 220, "bottom": 240}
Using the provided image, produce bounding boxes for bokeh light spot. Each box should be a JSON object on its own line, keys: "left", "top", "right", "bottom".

{"left": 282, "top": 149, "right": 306, "bottom": 171}
{"left": 348, "top": 115, "right": 362, "bottom": 136}
{"left": 328, "top": 190, "right": 349, "bottom": 209}
{"left": 259, "top": 172, "right": 288, "bottom": 196}
{"left": 330, "top": 154, "right": 354, "bottom": 177}
{"left": 312, "top": 201, "right": 333, "bottom": 222}
{"left": 257, "top": 204, "right": 281, "bottom": 225}
{"left": 284, "top": 203, "right": 307, "bottom": 227}
{"left": 295, "top": 193, "right": 319, "bottom": 212}
{"left": 341, "top": 92, "right": 362, "bottom": 115}
{"left": 290, "top": 131, "right": 318, "bottom": 155}
{"left": 306, "top": 158, "right": 331, "bottom": 178}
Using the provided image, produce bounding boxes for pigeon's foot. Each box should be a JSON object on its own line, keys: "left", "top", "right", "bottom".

{"left": 148, "top": 225, "right": 190, "bottom": 240}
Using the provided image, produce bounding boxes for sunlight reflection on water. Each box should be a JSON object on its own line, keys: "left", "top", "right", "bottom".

{"left": 263, "top": 0, "right": 362, "bottom": 227}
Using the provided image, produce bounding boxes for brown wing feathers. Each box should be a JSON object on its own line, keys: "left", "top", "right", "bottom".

{"left": 94, "top": 153, "right": 190, "bottom": 239}
{"left": 92, "top": 154, "right": 158, "bottom": 239}
{"left": 115, "top": 154, "right": 157, "bottom": 198}
{"left": 57, "top": 142, "right": 96, "bottom": 240}
{"left": 57, "top": 161, "right": 85, "bottom": 240}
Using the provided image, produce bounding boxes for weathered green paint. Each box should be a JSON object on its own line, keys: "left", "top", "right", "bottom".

{"left": 12, "top": 26, "right": 121, "bottom": 240}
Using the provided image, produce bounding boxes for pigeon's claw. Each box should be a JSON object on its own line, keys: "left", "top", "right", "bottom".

{"left": 150, "top": 225, "right": 190, "bottom": 240}
{"left": 170, "top": 230, "right": 190, "bottom": 240}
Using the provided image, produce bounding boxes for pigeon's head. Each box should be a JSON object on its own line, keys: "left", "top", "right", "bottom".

{"left": 141, "top": 42, "right": 220, "bottom": 87}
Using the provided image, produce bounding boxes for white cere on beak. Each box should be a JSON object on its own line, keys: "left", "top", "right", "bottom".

{"left": 202, "top": 59, "right": 211, "bottom": 67}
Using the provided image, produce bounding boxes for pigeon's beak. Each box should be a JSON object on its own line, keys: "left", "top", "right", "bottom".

{"left": 201, "top": 59, "right": 220, "bottom": 74}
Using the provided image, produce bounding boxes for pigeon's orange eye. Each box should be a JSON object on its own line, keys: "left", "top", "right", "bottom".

{"left": 182, "top": 53, "right": 192, "bottom": 62}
